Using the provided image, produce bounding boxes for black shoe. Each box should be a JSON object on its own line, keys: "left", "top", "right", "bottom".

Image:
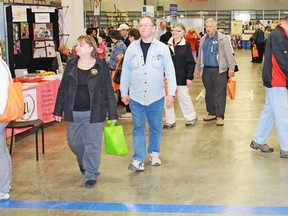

{"left": 85, "top": 180, "right": 97, "bottom": 189}
{"left": 163, "top": 122, "right": 176, "bottom": 129}
{"left": 79, "top": 165, "right": 85, "bottom": 175}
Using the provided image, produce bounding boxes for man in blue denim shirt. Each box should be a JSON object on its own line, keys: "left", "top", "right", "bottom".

{"left": 120, "top": 16, "right": 177, "bottom": 172}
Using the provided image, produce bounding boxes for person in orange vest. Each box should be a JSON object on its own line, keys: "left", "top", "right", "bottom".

{"left": 186, "top": 27, "right": 200, "bottom": 61}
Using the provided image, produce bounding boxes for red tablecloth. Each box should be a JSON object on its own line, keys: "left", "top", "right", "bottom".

{"left": 6, "top": 79, "right": 60, "bottom": 137}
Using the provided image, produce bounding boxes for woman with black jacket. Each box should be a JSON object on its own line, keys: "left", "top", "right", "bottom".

{"left": 53, "top": 35, "right": 118, "bottom": 189}
{"left": 163, "top": 23, "right": 198, "bottom": 129}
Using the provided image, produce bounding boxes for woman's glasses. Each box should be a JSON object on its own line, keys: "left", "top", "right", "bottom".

{"left": 172, "top": 29, "right": 182, "bottom": 33}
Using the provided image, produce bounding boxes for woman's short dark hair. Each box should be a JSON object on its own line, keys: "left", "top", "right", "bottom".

{"left": 92, "top": 27, "right": 98, "bottom": 35}
{"left": 128, "top": 28, "right": 140, "bottom": 40}
{"left": 109, "top": 30, "right": 122, "bottom": 40}
{"left": 86, "top": 27, "right": 93, "bottom": 35}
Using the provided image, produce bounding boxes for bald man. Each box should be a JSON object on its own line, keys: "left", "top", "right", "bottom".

{"left": 52, "top": 44, "right": 70, "bottom": 72}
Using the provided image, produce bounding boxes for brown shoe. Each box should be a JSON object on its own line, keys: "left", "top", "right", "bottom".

{"left": 280, "top": 149, "right": 288, "bottom": 158}
{"left": 203, "top": 115, "right": 216, "bottom": 121}
{"left": 216, "top": 117, "right": 224, "bottom": 126}
{"left": 250, "top": 140, "right": 274, "bottom": 153}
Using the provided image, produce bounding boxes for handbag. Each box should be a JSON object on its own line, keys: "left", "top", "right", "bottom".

{"left": 113, "top": 67, "right": 121, "bottom": 85}
{"left": 234, "top": 64, "right": 239, "bottom": 72}
{"left": 0, "top": 61, "right": 24, "bottom": 122}
{"left": 227, "top": 79, "right": 236, "bottom": 100}
{"left": 104, "top": 120, "right": 129, "bottom": 156}
{"left": 112, "top": 56, "right": 124, "bottom": 85}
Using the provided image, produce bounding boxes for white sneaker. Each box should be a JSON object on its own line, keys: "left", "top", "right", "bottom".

{"left": 149, "top": 152, "right": 161, "bottom": 166}
{"left": 128, "top": 160, "right": 145, "bottom": 172}
{"left": 121, "top": 112, "right": 132, "bottom": 118}
{"left": 0, "top": 192, "right": 10, "bottom": 201}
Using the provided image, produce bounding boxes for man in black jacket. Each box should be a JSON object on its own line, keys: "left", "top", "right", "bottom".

{"left": 118, "top": 23, "right": 130, "bottom": 47}
{"left": 160, "top": 26, "right": 172, "bottom": 45}
{"left": 250, "top": 16, "right": 288, "bottom": 158}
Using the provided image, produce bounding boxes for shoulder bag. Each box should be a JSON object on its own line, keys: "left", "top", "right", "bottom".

{"left": 0, "top": 60, "right": 24, "bottom": 122}
{"left": 112, "top": 56, "right": 124, "bottom": 85}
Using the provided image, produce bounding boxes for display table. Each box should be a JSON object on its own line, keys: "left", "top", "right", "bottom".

{"left": 6, "top": 77, "right": 61, "bottom": 137}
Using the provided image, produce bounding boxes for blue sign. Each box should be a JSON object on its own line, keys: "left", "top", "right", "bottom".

{"left": 170, "top": 4, "right": 178, "bottom": 16}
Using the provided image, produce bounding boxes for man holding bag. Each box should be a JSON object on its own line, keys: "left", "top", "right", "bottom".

{"left": 196, "top": 18, "right": 235, "bottom": 126}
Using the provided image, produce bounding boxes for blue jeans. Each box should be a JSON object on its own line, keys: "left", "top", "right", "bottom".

{"left": 129, "top": 98, "right": 164, "bottom": 162}
{"left": 253, "top": 87, "right": 288, "bottom": 151}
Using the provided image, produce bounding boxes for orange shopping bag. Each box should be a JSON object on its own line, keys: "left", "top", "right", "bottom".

{"left": 227, "top": 79, "right": 236, "bottom": 100}
{"left": 252, "top": 44, "right": 259, "bottom": 58}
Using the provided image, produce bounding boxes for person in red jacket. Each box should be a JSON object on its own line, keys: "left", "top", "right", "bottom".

{"left": 186, "top": 27, "right": 200, "bottom": 61}
{"left": 250, "top": 16, "right": 288, "bottom": 158}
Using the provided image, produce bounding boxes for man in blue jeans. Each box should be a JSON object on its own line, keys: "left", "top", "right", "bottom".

{"left": 250, "top": 16, "right": 288, "bottom": 157}
{"left": 120, "top": 16, "right": 177, "bottom": 171}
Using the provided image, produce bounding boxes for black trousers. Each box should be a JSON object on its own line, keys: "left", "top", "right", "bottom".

{"left": 255, "top": 42, "right": 265, "bottom": 63}
{"left": 202, "top": 67, "right": 228, "bottom": 119}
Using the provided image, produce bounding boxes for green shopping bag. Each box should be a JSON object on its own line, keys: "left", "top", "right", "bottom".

{"left": 104, "top": 120, "right": 129, "bottom": 156}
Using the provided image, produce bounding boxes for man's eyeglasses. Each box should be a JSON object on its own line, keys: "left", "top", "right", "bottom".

{"left": 138, "top": 24, "right": 154, "bottom": 29}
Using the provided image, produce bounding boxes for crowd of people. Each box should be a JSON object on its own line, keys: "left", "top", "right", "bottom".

{"left": 51, "top": 17, "right": 236, "bottom": 182}
{"left": 1, "top": 15, "right": 287, "bottom": 199}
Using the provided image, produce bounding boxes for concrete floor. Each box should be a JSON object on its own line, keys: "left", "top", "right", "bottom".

{"left": 1, "top": 49, "right": 288, "bottom": 216}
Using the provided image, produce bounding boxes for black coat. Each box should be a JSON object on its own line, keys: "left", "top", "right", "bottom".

{"left": 160, "top": 32, "right": 172, "bottom": 45}
{"left": 53, "top": 57, "right": 118, "bottom": 123}
{"left": 262, "top": 24, "right": 288, "bottom": 88}
{"left": 122, "top": 37, "right": 130, "bottom": 47}
{"left": 167, "top": 37, "right": 195, "bottom": 85}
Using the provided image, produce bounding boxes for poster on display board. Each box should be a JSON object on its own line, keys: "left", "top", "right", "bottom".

{"left": 12, "top": 6, "right": 27, "bottom": 22}
{"left": 20, "top": 22, "right": 29, "bottom": 39}
{"left": 35, "top": 13, "right": 50, "bottom": 23}
{"left": 33, "top": 23, "right": 53, "bottom": 41}
{"left": 0, "top": 3, "right": 7, "bottom": 61}
{"left": 33, "top": 40, "right": 56, "bottom": 58}
{"left": 231, "top": 20, "right": 243, "bottom": 35}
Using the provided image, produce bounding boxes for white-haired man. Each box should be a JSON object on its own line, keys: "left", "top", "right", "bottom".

{"left": 196, "top": 18, "right": 235, "bottom": 126}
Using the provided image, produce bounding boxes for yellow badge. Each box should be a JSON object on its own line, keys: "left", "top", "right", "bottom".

{"left": 91, "top": 69, "right": 98, "bottom": 75}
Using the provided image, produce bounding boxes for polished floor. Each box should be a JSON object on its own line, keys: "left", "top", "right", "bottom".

{"left": 1, "top": 49, "right": 288, "bottom": 216}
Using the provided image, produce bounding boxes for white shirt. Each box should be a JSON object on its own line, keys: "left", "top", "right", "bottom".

{"left": 154, "top": 27, "right": 166, "bottom": 40}
{"left": 0, "top": 58, "right": 12, "bottom": 114}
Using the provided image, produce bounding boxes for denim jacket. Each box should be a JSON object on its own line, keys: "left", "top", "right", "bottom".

{"left": 120, "top": 38, "right": 177, "bottom": 106}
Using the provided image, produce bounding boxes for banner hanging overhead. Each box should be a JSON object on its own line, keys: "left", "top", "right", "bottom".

{"left": 170, "top": 4, "right": 178, "bottom": 16}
